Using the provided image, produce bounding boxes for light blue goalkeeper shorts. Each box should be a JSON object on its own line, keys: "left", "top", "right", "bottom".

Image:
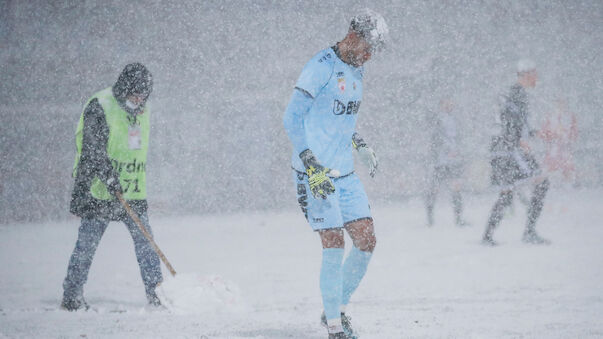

{"left": 293, "top": 170, "right": 372, "bottom": 231}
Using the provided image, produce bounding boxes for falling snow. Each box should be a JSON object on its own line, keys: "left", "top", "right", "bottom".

{"left": 0, "top": 1, "right": 602, "bottom": 338}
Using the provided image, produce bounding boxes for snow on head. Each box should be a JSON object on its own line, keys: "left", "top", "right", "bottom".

{"left": 157, "top": 273, "right": 248, "bottom": 314}
{"left": 517, "top": 58, "right": 536, "bottom": 73}
{"left": 350, "top": 8, "right": 389, "bottom": 52}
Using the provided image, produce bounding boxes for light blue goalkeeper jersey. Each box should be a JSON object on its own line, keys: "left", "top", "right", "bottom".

{"left": 285, "top": 46, "right": 364, "bottom": 175}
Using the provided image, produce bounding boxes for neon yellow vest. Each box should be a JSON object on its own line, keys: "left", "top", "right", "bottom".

{"left": 73, "top": 87, "right": 150, "bottom": 200}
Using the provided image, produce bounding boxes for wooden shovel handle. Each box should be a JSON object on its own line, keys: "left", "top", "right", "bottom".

{"left": 116, "top": 193, "right": 176, "bottom": 276}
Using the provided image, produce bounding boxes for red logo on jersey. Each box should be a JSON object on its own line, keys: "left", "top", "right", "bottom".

{"left": 338, "top": 77, "right": 345, "bottom": 92}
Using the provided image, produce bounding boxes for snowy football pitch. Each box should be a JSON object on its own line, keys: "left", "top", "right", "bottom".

{"left": 1, "top": 188, "right": 602, "bottom": 338}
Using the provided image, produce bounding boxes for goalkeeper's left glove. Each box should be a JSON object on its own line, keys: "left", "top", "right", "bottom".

{"left": 352, "top": 132, "right": 378, "bottom": 178}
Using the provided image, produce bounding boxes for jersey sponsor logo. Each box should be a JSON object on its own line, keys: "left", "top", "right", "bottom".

{"left": 333, "top": 99, "right": 361, "bottom": 116}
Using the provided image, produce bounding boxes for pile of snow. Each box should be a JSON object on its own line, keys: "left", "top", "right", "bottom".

{"left": 157, "top": 273, "right": 248, "bottom": 314}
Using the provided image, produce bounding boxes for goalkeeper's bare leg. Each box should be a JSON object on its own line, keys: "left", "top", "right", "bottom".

{"left": 319, "top": 218, "right": 375, "bottom": 337}
{"left": 318, "top": 228, "right": 346, "bottom": 334}
{"left": 342, "top": 218, "right": 375, "bottom": 316}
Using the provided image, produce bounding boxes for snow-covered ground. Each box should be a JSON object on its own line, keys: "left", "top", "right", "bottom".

{"left": 1, "top": 188, "right": 602, "bottom": 338}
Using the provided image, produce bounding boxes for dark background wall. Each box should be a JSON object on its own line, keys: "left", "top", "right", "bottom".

{"left": 1, "top": 0, "right": 601, "bottom": 223}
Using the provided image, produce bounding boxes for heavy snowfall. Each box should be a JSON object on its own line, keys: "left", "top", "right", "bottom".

{"left": 1, "top": 1, "right": 602, "bottom": 338}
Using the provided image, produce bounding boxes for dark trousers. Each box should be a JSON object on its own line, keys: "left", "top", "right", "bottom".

{"left": 62, "top": 212, "right": 162, "bottom": 299}
{"left": 484, "top": 178, "right": 550, "bottom": 238}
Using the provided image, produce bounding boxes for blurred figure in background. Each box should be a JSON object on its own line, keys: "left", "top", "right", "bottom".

{"left": 484, "top": 59, "right": 550, "bottom": 246}
{"left": 425, "top": 97, "right": 469, "bottom": 227}
{"left": 61, "top": 63, "right": 163, "bottom": 311}
{"left": 540, "top": 97, "right": 578, "bottom": 186}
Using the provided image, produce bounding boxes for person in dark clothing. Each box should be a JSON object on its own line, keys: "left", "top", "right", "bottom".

{"left": 483, "top": 59, "right": 550, "bottom": 246}
{"left": 61, "top": 63, "right": 163, "bottom": 311}
{"left": 425, "top": 97, "right": 469, "bottom": 227}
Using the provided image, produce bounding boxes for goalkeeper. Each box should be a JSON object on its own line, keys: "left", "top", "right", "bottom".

{"left": 283, "top": 9, "right": 387, "bottom": 339}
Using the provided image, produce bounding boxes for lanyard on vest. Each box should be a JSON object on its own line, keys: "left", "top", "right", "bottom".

{"left": 126, "top": 112, "right": 142, "bottom": 150}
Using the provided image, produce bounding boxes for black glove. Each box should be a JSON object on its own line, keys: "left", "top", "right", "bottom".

{"left": 299, "top": 149, "right": 336, "bottom": 199}
{"left": 105, "top": 176, "right": 123, "bottom": 195}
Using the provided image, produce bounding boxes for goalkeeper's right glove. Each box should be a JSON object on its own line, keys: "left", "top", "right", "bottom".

{"left": 299, "top": 149, "right": 336, "bottom": 200}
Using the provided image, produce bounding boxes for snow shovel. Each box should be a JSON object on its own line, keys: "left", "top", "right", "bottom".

{"left": 116, "top": 192, "right": 177, "bottom": 276}
{"left": 115, "top": 193, "right": 247, "bottom": 312}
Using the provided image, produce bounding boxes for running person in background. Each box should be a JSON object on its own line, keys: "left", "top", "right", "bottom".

{"left": 425, "top": 97, "right": 469, "bottom": 227}
{"left": 484, "top": 59, "right": 550, "bottom": 246}
{"left": 62, "top": 63, "right": 163, "bottom": 310}
{"left": 283, "top": 9, "right": 387, "bottom": 339}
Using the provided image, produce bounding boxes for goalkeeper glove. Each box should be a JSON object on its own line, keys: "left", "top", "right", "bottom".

{"left": 299, "top": 149, "right": 336, "bottom": 199}
{"left": 352, "top": 133, "right": 378, "bottom": 177}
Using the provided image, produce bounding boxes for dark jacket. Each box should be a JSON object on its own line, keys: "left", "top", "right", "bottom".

{"left": 69, "top": 96, "right": 147, "bottom": 221}
{"left": 490, "top": 83, "right": 540, "bottom": 186}
{"left": 498, "top": 83, "right": 530, "bottom": 151}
